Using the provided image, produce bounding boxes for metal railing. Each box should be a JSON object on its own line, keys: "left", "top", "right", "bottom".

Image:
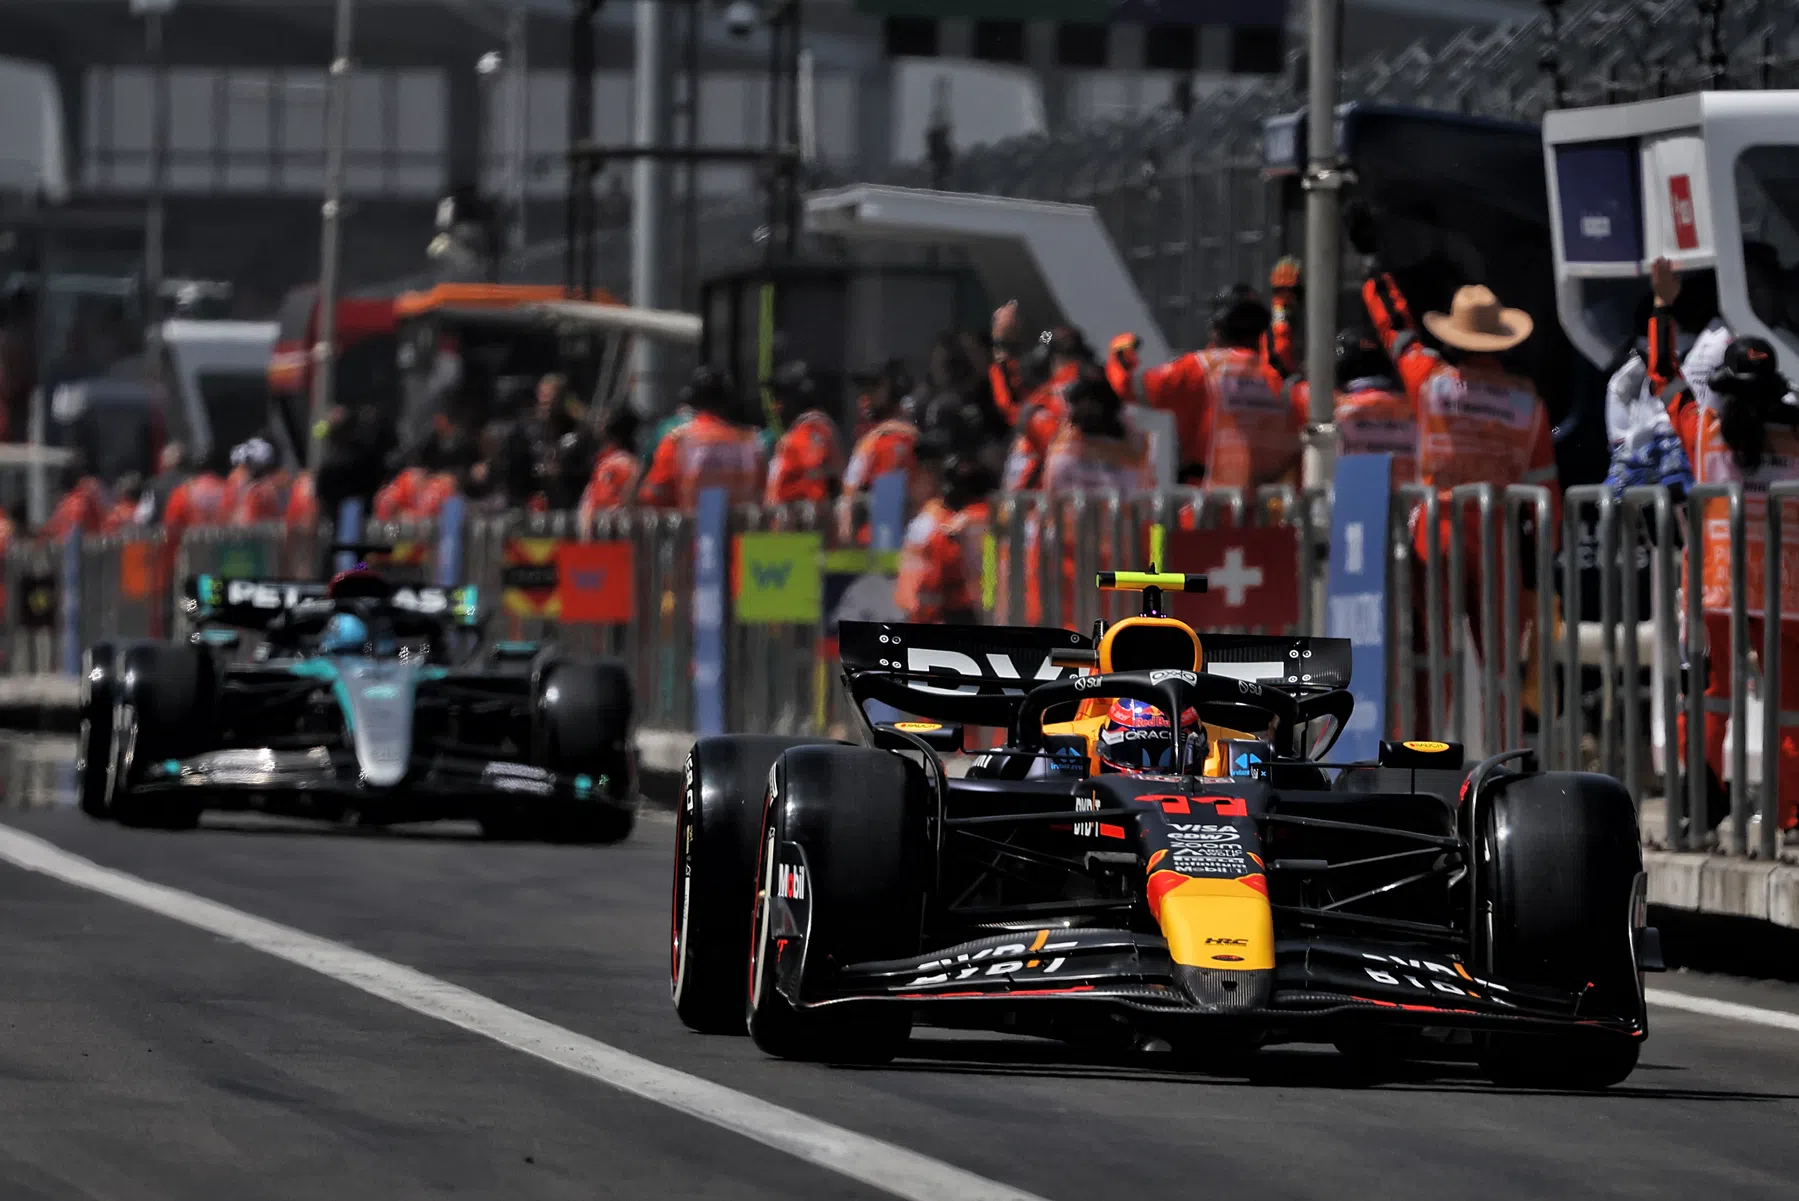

{"left": 5, "top": 479, "right": 1795, "bottom": 860}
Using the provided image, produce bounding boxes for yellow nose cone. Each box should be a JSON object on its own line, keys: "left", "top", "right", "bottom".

{"left": 1154, "top": 875, "right": 1275, "bottom": 972}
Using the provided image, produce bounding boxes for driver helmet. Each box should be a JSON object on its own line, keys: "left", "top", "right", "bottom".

{"left": 319, "top": 613, "right": 370, "bottom": 655}
{"left": 1097, "top": 697, "right": 1207, "bottom": 774}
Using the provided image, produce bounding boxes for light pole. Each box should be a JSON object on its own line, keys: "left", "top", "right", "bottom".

{"left": 309, "top": 0, "right": 356, "bottom": 473}
{"left": 631, "top": 0, "right": 674, "bottom": 415}
{"left": 505, "top": 1, "right": 529, "bottom": 254}
{"left": 133, "top": 0, "right": 174, "bottom": 384}
{"left": 477, "top": 48, "right": 504, "bottom": 277}
{"left": 1301, "top": 0, "right": 1343, "bottom": 496}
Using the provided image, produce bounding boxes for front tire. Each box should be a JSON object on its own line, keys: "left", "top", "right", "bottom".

{"left": 77, "top": 644, "right": 118, "bottom": 820}
{"left": 1473, "top": 770, "right": 1645, "bottom": 1089}
{"left": 109, "top": 643, "right": 212, "bottom": 831}
{"left": 672, "top": 736, "right": 837, "bottom": 1035}
{"left": 745, "top": 745, "right": 923, "bottom": 1065}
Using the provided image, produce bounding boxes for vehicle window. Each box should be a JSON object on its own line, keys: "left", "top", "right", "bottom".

{"left": 1734, "top": 145, "right": 1799, "bottom": 354}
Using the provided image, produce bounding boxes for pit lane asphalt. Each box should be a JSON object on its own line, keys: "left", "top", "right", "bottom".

{"left": 3, "top": 762, "right": 1799, "bottom": 1200}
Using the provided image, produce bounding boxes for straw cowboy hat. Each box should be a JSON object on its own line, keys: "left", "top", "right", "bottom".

{"left": 1423, "top": 285, "right": 1534, "bottom": 353}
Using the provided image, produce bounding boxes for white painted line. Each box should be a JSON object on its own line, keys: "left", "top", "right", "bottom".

{"left": 0, "top": 824, "right": 1043, "bottom": 1201}
{"left": 1647, "top": 987, "right": 1799, "bottom": 1033}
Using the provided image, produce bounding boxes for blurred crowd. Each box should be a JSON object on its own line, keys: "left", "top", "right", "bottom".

{"left": 7, "top": 203, "right": 1797, "bottom": 837}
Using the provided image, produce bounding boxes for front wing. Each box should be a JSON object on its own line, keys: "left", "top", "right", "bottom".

{"left": 775, "top": 926, "right": 1645, "bottom": 1037}
{"left": 128, "top": 747, "right": 629, "bottom": 817}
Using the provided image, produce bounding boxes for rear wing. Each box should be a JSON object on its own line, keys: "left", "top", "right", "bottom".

{"left": 1200, "top": 634, "right": 1353, "bottom": 690}
{"left": 838, "top": 621, "right": 1095, "bottom": 726}
{"left": 185, "top": 576, "right": 480, "bottom": 628}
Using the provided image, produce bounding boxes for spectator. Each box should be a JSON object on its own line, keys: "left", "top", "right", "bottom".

{"left": 919, "top": 334, "right": 1007, "bottom": 438}
{"left": 460, "top": 421, "right": 510, "bottom": 508}
{"left": 1266, "top": 256, "right": 1304, "bottom": 377}
{"left": 545, "top": 426, "right": 598, "bottom": 510}
{"left": 373, "top": 456, "right": 430, "bottom": 522}
{"left": 918, "top": 350, "right": 1011, "bottom": 486}
{"left": 1141, "top": 287, "right": 1295, "bottom": 488}
{"left": 1040, "top": 370, "right": 1151, "bottom": 494}
{"left": 577, "top": 406, "right": 644, "bottom": 529}
{"left": 641, "top": 388, "right": 698, "bottom": 468}
{"left": 1657, "top": 326, "right": 1799, "bottom": 836}
{"left": 285, "top": 468, "right": 320, "bottom": 532}
{"left": 39, "top": 451, "right": 107, "bottom": 540}
{"left": 842, "top": 359, "right": 920, "bottom": 512}
{"left": 637, "top": 367, "right": 764, "bottom": 510}
{"left": 764, "top": 361, "right": 844, "bottom": 507}
{"left": 1359, "top": 235, "right": 1558, "bottom": 736}
{"left": 101, "top": 472, "right": 144, "bottom": 534}
{"left": 987, "top": 300, "right": 1026, "bottom": 423}
{"left": 1003, "top": 326, "right": 1094, "bottom": 492}
{"left": 1289, "top": 325, "right": 1420, "bottom": 482}
{"left": 1008, "top": 371, "right": 1152, "bottom": 626}
{"left": 137, "top": 441, "right": 189, "bottom": 527}
{"left": 895, "top": 429, "right": 995, "bottom": 625}
{"left": 163, "top": 443, "right": 233, "bottom": 543}
{"left": 1605, "top": 285, "right": 1692, "bottom": 499}
{"left": 227, "top": 438, "right": 288, "bottom": 525}
{"left": 1105, "top": 333, "right": 1142, "bottom": 406}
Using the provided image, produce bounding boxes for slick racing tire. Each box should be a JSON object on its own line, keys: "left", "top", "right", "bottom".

{"left": 672, "top": 735, "right": 838, "bottom": 1035}
{"left": 1473, "top": 770, "right": 1645, "bottom": 1090}
{"left": 77, "top": 643, "right": 121, "bottom": 820}
{"left": 109, "top": 642, "right": 214, "bottom": 832}
{"left": 533, "top": 659, "right": 635, "bottom": 844}
{"left": 746, "top": 745, "right": 924, "bottom": 1066}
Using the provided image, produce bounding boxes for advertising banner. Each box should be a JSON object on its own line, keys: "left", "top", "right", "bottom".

{"left": 556, "top": 540, "right": 635, "bottom": 625}
{"left": 693, "top": 489, "right": 728, "bottom": 736}
{"left": 1324, "top": 454, "right": 1394, "bottom": 762}
{"left": 734, "top": 532, "right": 824, "bottom": 624}
{"left": 501, "top": 537, "right": 560, "bottom": 618}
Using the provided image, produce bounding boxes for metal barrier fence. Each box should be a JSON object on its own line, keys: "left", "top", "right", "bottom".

{"left": 4, "top": 480, "right": 1795, "bottom": 860}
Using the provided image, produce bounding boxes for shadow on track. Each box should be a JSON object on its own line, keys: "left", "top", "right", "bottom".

{"left": 878, "top": 1033, "right": 1799, "bottom": 1102}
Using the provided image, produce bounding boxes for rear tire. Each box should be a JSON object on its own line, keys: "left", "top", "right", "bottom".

{"left": 746, "top": 745, "right": 923, "bottom": 1065}
{"left": 533, "top": 660, "right": 635, "bottom": 844}
{"left": 1473, "top": 770, "right": 1645, "bottom": 1090}
{"left": 672, "top": 735, "right": 838, "bottom": 1035}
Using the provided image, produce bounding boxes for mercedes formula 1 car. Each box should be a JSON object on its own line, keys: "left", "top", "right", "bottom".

{"left": 77, "top": 565, "right": 636, "bottom": 840}
{"left": 672, "top": 571, "right": 1661, "bottom": 1088}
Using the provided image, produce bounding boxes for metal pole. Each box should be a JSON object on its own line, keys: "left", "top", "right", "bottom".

{"left": 506, "top": 0, "right": 528, "bottom": 254}
{"left": 764, "top": 2, "right": 783, "bottom": 263}
{"left": 145, "top": 9, "right": 168, "bottom": 382}
{"left": 568, "top": 0, "right": 598, "bottom": 299}
{"left": 785, "top": 2, "right": 804, "bottom": 258}
{"left": 631, "top": 0, "right": 673, "bottom": 415}
{"left": 680, "top": 0, "right": 701, "bottom": 308}
{"left": 1301, "top": 0, "right": 1342, "bottom": 493}
{"left": 308, "top": 0, "right": 356, "bottom": 473}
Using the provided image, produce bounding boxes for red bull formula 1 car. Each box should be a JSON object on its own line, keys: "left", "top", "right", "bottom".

{"left": 671, "top": 572, "right": 1661, "bottom": 1088}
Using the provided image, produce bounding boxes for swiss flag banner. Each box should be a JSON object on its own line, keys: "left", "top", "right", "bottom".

{"left": 1160, "top": 526, "right": 1300, "bottom": 630}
